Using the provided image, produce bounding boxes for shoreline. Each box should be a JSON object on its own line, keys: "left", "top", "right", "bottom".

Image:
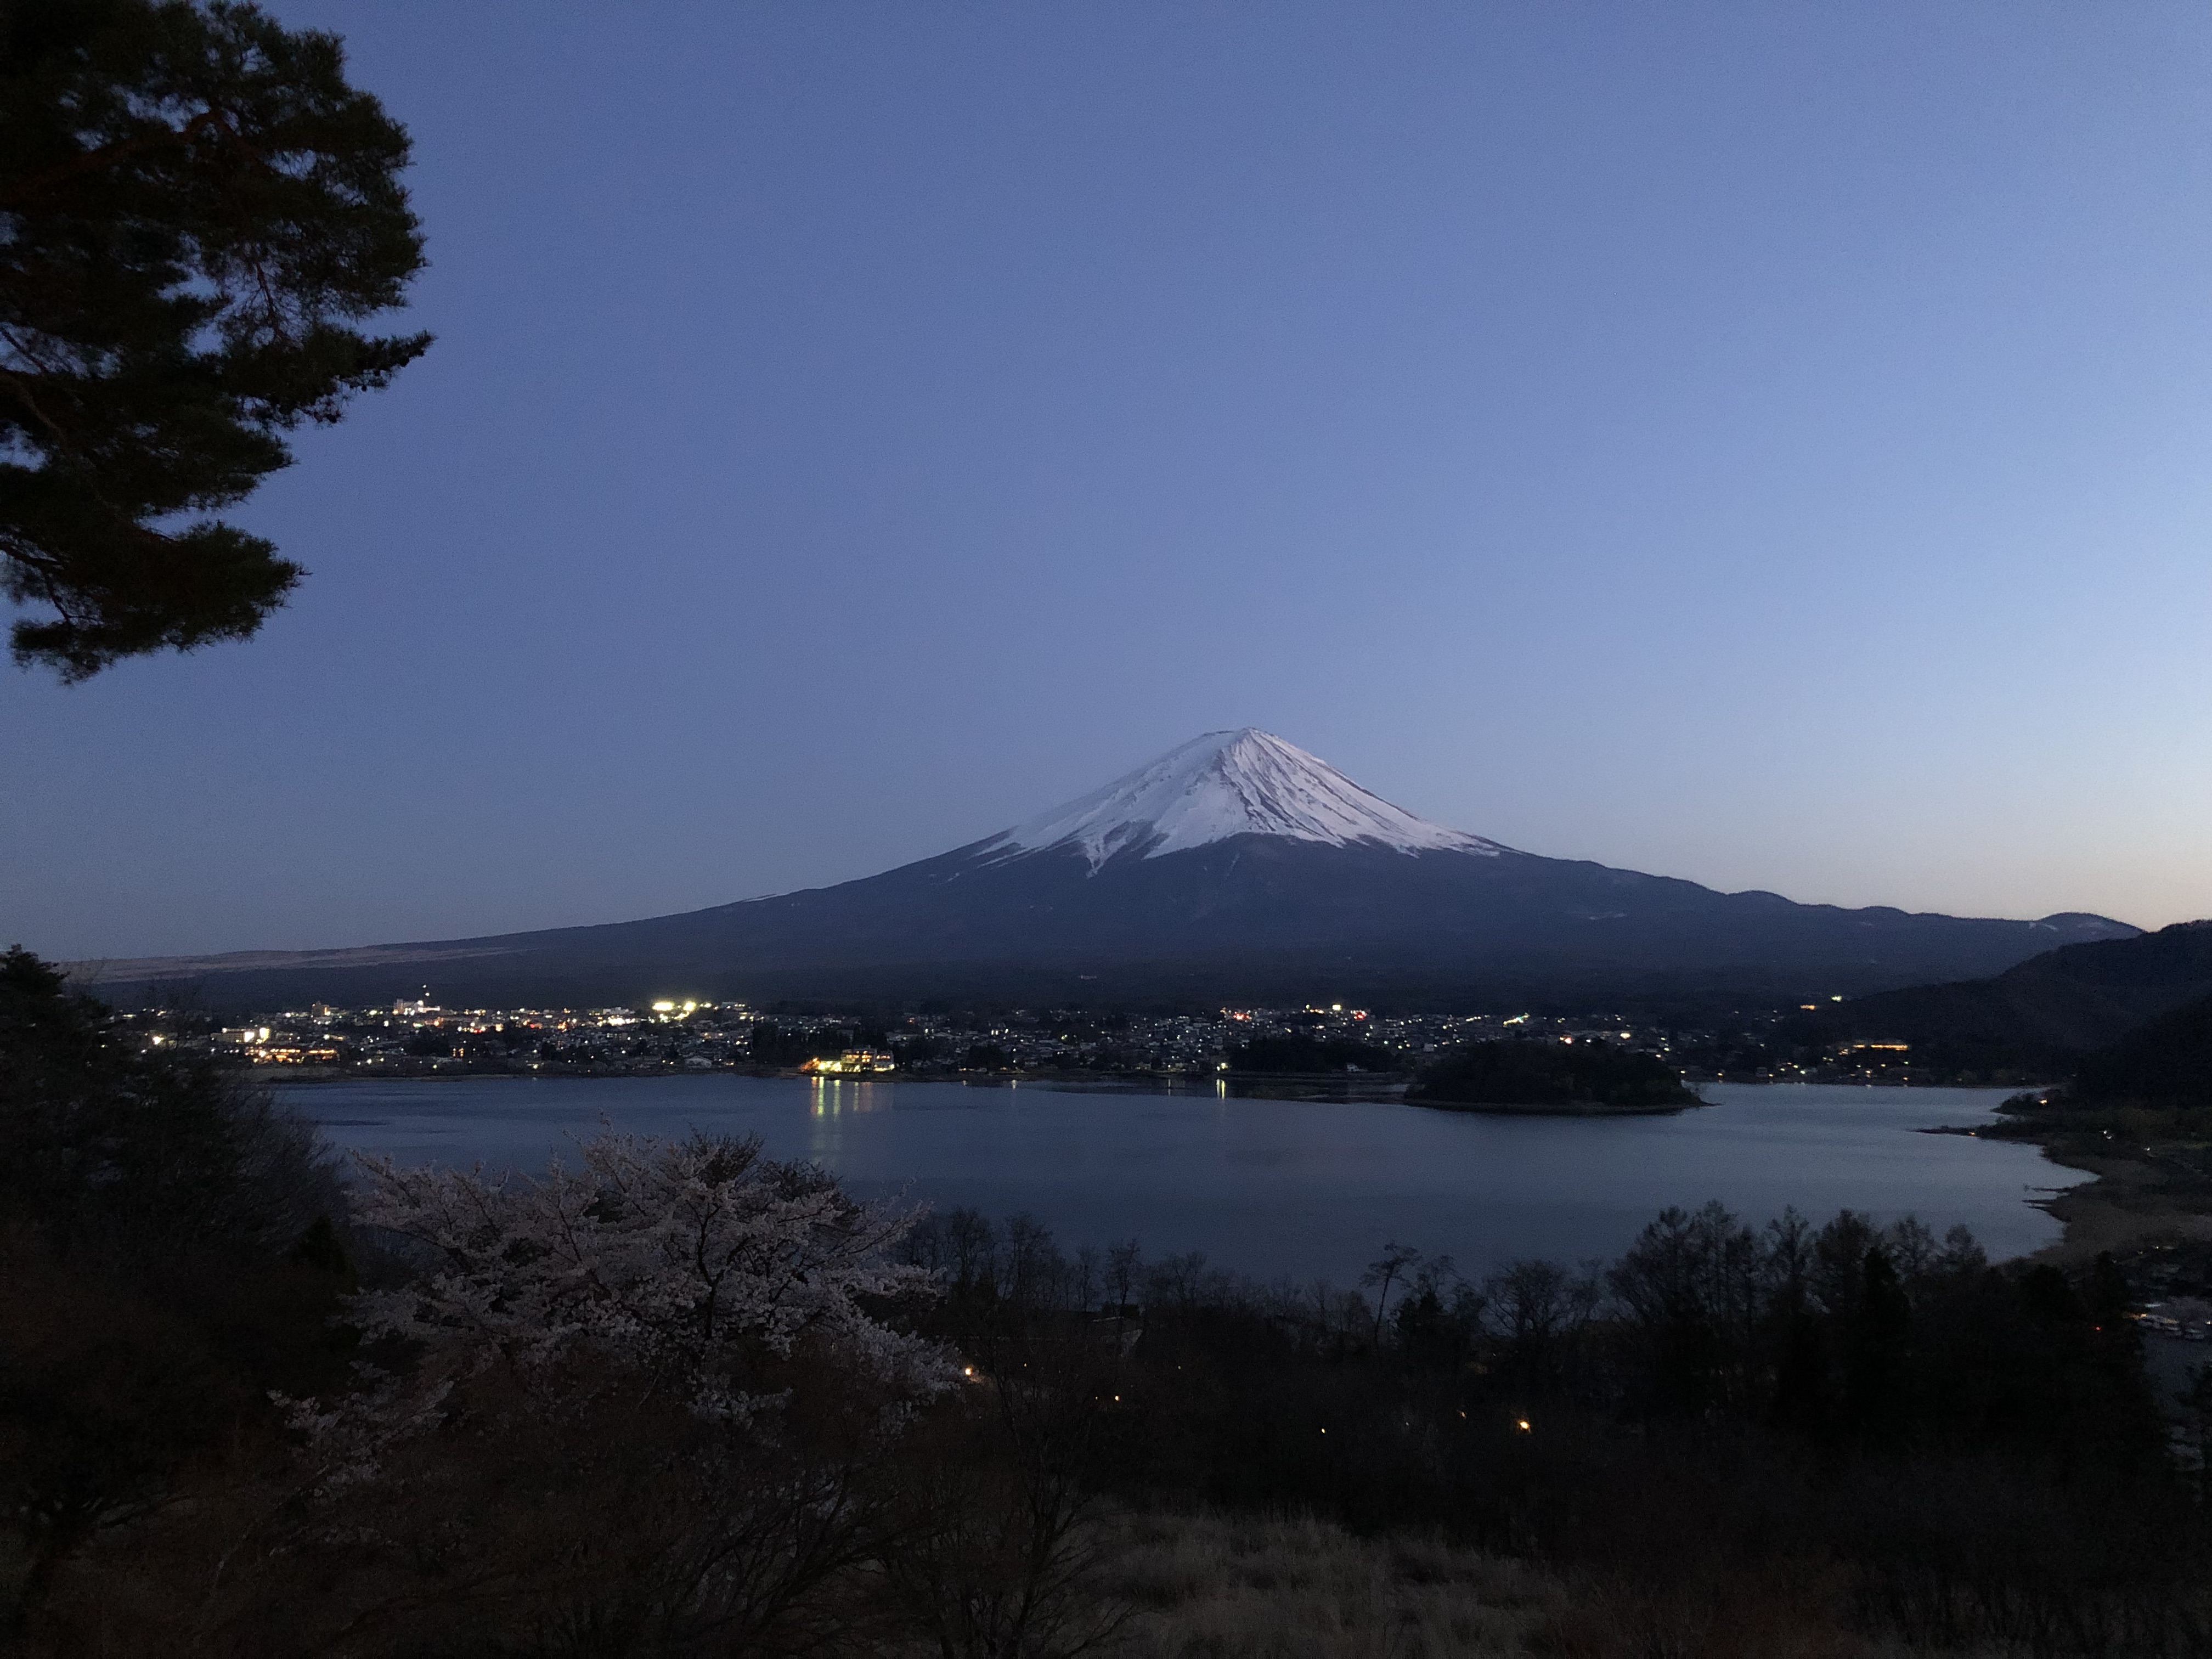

{"left": 2022, "top": 1149, "right": 2212, "bottom": 1266}
{"left": 1962, "top": 1104, "right": 2212, "bottom": 1268}
{"left": 1406, "top": 1095, "right": 1701, "bottom": 1118}
{"left": 271, "top": 1070, "right": 2028, "bottom": 1121}
{"left": 269, "top": 1064, "right": 1417, "bottom": 1101}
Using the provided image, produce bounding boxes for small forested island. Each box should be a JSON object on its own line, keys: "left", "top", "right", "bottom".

{"left": 1408, "top": 1038, "right": 1703, "bottom": 1114}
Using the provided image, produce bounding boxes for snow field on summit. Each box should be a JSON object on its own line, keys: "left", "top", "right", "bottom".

{"left": 981, "top": 729, "right": 1512, "bottom": 871}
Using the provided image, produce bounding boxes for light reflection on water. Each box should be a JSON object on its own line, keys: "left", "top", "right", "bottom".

{"left": 284, "top": 1075, "right": 2087, "bottom": 1286}
{"left": 808, "top": 1077, "right": 892, "bottom": 1115}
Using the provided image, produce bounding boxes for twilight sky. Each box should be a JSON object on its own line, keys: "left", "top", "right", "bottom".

{"left": 5, "top": 1, "right": 2209, "bottom": 961}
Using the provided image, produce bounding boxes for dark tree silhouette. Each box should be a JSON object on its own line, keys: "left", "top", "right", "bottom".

{"left": 1, "top": 0, "right": 428, "bottom": 679}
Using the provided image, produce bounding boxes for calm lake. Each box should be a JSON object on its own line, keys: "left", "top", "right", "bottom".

{"left": 281, "top": 1076, "right": 2088, "bottom": 1286}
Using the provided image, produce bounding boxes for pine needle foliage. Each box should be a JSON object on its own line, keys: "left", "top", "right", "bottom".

{"left": 0, "top": 0, "right": 428, "bottom": 679}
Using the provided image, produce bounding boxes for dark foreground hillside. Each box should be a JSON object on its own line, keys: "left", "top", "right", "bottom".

{"left": 4, "top": 949, "right": 2207, "bottom": 1658}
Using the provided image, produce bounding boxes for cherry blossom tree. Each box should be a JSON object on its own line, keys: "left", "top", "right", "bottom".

{"left": 169, "top": 1133, "right": 960, "bottom": 1653}
{"left": 349, "top": 1128, "right": 953, "bottom": 1414}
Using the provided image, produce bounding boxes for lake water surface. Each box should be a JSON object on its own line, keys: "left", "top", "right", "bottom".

{"left": 282, "top": 1076, "right": 2089, "bottom": 1285}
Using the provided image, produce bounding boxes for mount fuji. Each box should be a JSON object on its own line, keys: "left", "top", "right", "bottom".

{"left": 75, "top": 729, "right": 2135, "bottom": 1010}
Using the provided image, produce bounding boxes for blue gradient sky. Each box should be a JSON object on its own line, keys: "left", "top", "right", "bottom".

{"left": 6, "top": 2, "right": 2209, "bottom": 961}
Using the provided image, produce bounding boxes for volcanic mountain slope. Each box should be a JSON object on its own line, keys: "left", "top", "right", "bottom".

{"left": 73, "top": 729, "right": 2136, "bottom": 1010}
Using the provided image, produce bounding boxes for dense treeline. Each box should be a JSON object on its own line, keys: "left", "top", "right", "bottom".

{"left": 906, "top": 1203, "right": 2209, "bottom": 1656}
{"left": 4, "top": 946, "right": 2209, "bottom": 1657}
{"left": 0, "top": 949, "right": 356, "bottom": 1629}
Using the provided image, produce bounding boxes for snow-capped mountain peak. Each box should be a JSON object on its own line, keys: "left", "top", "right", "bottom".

{"left": 980, "top": 729, "right": 1509, "bottom": 871}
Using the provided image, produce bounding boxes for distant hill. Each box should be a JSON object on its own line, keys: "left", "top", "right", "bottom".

{"left": 67, "top": 729, "right": 2137, "bottom": 1013}
{"left": 2066, "top": 990, "right": 2212, "bottom": 1108}
{"left": 1795, "top": 920, "right": 2212, "bottom": 1074}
